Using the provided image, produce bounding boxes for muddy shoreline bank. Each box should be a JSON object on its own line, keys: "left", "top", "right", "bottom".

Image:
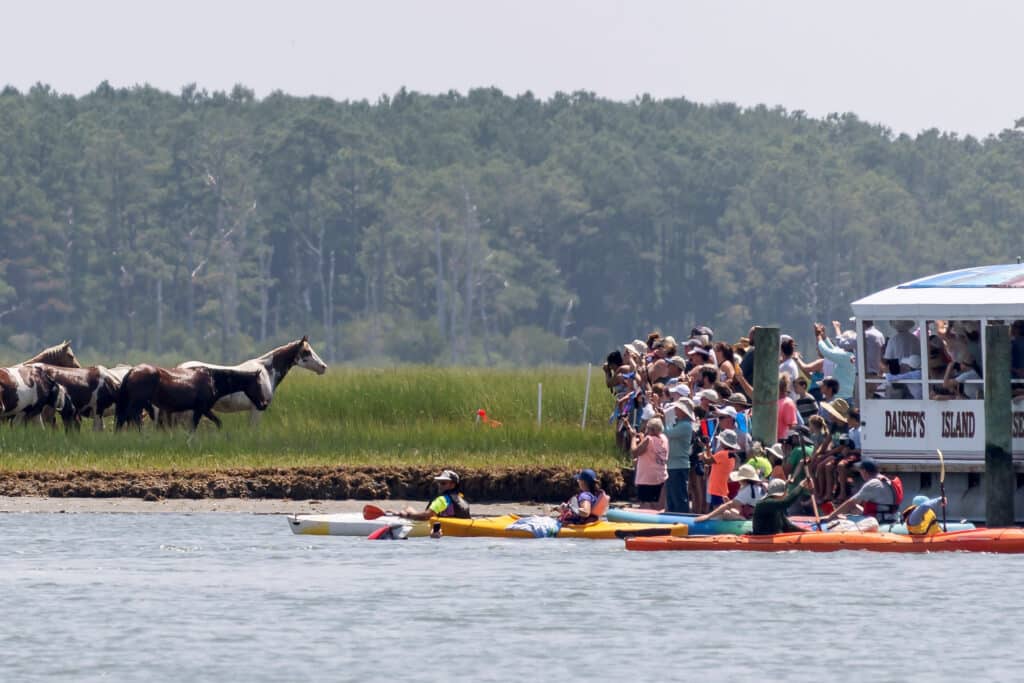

{"left": 0, "top": 466, "right": 633, "bottom": 504}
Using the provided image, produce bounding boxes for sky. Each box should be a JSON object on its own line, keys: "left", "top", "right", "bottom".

{"left": 4, "top": 0, "right": 1022, "bottom": 138}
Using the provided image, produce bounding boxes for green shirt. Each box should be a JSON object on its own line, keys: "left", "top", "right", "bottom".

{"left": 751, "top": 488, "right": 806, "bottom": 535}
{"left": 787, "top": 444, "right": 813, "bottom": 472}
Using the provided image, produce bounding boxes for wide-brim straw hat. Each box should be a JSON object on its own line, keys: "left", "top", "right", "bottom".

{"left": 729, "top": 463, "right": 762, "bottom": 483}
{"left": 821, "top": 398, "right": 850, "bottom": 424}
{"left": 728, "top": 393, "right": 751, "bottom": 408}
{"left": 766, "top": 443, "right": 786, "bottom": 461}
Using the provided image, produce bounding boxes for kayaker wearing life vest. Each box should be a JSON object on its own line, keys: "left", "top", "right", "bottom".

{"left": 558, "top": 469, "right": 609, "bottom": 524}
{"left": 901, "top": 495, "right": 946, "bottom": 535}
{"left": 822, "top": 458, "right": 902, "bottom": 522}
{"left": 398, "top": 470, "right": 471, "bottom": 520}
{"left": 693, "top": 463, "right": 765, "bottom": 523}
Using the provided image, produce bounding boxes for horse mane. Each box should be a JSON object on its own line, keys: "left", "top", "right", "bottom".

{"left": 23, "top": 340, "right": 79, "bottom": 368}
{"left": 257, "top": 338, "right": 305, "bottom": 379}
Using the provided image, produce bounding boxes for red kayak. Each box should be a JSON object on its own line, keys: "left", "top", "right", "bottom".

{"left": 624, "top": 528, "right": 1024, "bottom": 553}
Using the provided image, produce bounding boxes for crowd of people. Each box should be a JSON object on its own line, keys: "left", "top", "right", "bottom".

{"left": 598, "top": 321, "right": 983, "bottom": 528}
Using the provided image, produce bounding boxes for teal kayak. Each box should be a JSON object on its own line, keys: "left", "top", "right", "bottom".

{"left": 605, "top": 508, "right": 749, "bottom": 535}
{"left": 606, "top": 508, "right": 975, "bottom": 535}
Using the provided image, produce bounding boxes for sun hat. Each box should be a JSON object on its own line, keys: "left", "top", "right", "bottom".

{"left": 717, "top": 429, "right": 740, "bottom": 450}
{"left": 780, "top": 334, "right": 794, "bottom": 343}
{"left": 671, "top": 398, "right": 695, "bottom": 421}
{"left": 766, "top": 443, "right": 786, "bottom": 461}
{"left": 729, "top": 463, "right": 762, "bottom": 483}
{"left": 697, "top": 389, "right": 719, "bottom": 403}
{"left": 434, "top": 469, "right": 460, "bottom": 484}
{"left": 911, "top": 494, "right": 928, "bottom": 507}
{"left": 766, "top": 478, "right": 787, "bottom": 496}
{"left": 667, "top": 356, "right": 687, "bottom": 370}
{"left": 714, "top": 405, "right": 738, "bottom": 420}
{"left": 728, "top": 393, "right": 751, "bottom": 408}
{"left": 900, "top": 354, "right": 922, "bottom": 370}
{"left": 663, "top": 336, "right": 677, "bottom": 348}
{"left": 689, "top": 346, "right": 711, "bottom": 358}
{"left": 575, "top": 468, "right": 598, "bottom": 484}
{"left": 837, "top": 330, "right": 857, "bottom": 352}
{"left": 821, "top": 398, "right": 851, "bottom": 424}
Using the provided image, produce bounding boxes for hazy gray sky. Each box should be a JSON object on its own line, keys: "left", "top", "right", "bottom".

{"left": 5, "top": 1, "right": 1021, "bottom": 137}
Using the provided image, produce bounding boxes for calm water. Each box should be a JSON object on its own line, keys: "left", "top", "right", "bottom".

{"left": 1, "top": 513, "right": 1023, "bottom": 682}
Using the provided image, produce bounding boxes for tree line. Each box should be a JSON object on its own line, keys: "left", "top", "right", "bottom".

{"left": 1, "top": 82, "right": 1021, "bottom": 366}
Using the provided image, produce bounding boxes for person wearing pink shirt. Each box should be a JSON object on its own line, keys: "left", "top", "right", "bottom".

{"left": 627, "top": 417, "right": 669, "bottom": 506}
{"left": 777, "top": 374, "right": 799, "bottom": 440}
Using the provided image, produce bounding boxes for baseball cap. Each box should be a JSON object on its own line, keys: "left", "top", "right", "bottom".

{"left": 855, "top": 458, "right": 879, "bottom": 474}
{"left": 433, "top": 469, "right": 460, "bottom": 483}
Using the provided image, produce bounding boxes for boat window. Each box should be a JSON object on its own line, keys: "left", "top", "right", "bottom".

{"left": 869, "top": 319, "right": 924, "bottom": 400}
{"left": 1012, "top": 320, "right": 1024, "bottom": 399}
{"left": 861, "top": 319, "right": 885, "bottom": 401}
{"left": 926, "top": 320, "right": 984, "bottom": 401}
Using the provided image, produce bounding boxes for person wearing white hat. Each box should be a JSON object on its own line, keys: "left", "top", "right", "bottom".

{"left": 662, "top": 398, "right": 696, "bottom": 512}
{"left": 399, "top": 470, "right": 471, "bottom": 520}
{"left": 702, "top": 428, "right": 740, "bottom": 508}
{"left": 693, "top": 463, "right": 766, "bottom": 523}
{"left": 751, "top": 477, "right": 813, "bottom": 535}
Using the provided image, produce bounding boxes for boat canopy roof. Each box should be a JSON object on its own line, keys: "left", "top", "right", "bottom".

{"left": 851, "top": 264, "right": 1024, "bottom": 320}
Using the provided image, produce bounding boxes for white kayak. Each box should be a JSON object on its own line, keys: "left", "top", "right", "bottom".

{"left": 286, "top": 512, "right": 423, "bottom": 538}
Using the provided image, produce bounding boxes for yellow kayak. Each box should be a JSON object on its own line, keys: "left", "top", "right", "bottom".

{"left": 435, "top": 514, "right": 688, "bottom": 539}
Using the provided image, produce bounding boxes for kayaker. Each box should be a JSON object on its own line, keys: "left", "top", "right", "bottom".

{"left": 398, "top": 470, "right": 471, "bottom": 520}
{"left": 558, "top": 469, "right": 606, "bottom": 524}
{"left": 694, "top": 463, "right": 765, "bottom": 522}
{"left": 822, "top": 458, "right": 902, "bottom": 522}
{"left": 751, "top": 478, "right": 813, "bottom": 535}
{"left": 901, "top": 495, "right": 946, "bottom": 535}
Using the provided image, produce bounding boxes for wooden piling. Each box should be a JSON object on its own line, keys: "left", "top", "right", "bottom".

{"left": 985, "top": 324, "right": 1014, "bottom": 526}
{"left": 751, "top": 327, "right": 780, "bottom": 448}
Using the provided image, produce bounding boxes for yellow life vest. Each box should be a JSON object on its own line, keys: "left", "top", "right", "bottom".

{"left": 902, "top": 505, "right": 940, "bottom": 536}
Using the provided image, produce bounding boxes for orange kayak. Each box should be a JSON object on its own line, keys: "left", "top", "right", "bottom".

{"left": 624, "top": 528, "right": 1024, "bottom": 553}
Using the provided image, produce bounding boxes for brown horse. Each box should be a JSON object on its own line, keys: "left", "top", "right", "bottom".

{"left": 0, "top": 364, "right": 74, "bottom": 429}
{"left": 115, "top": 364, "right": 269, "bottom": 431}
{"left": 35, "top": 365, "right": 121, "bottom": 431}
{"left": 21, "top": 341, "right": 81, "bottom": 368}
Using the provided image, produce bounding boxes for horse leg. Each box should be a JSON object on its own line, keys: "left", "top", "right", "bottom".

{"left": 203, "top": 410, "right": 222, "bottom": 429}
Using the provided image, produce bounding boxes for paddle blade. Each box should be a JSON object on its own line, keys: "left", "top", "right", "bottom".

{"left": 363, "top": 504, "right": 387, "bottom": 520}
{"left": 368, "top": 526, "right": 394, "bottom": 540}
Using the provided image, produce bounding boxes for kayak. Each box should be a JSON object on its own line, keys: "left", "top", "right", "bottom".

{"left": 431, "top": 514, "right": 688, "bottom": 539}
{"left": 287, "top": 513, "right": 687, "bottom": 540}
{"left": 624, "top": 528, "right": 1024, "bottom": 553}
{"left": 606, "top": 508, "right": 750, "bottom": 535}
{"left": 287, "top": 512, "right": 423, "bottom": 537}
{"left": 606, "top": 508, "right": 976, "bottom": 536}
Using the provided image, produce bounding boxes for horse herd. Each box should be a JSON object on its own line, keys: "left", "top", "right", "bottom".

{"left": 0, "top": 337, "right": 327, "bottom": 431}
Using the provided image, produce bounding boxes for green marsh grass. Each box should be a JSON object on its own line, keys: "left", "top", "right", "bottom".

{"left": 0, "top": 366, "right": 622, "bottom": 471}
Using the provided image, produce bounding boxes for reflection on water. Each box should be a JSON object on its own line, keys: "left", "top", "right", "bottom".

{"left": 1, "top": 513, "right": 1022, "bottom": 682}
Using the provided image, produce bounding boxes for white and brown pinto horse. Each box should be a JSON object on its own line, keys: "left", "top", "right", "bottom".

{"left": 36, "top": 365, "right": 122, "bottom": 431}
{"left": 115, "top": 365, "right": 270, "bottom": 431}
{"left": 176, "top": 336, "right": 327, "bottom": 422}
{"left": 0, "top": 364, "right": 74, "bottom": 429}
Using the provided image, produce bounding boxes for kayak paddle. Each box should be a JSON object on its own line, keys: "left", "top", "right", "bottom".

{"left": 363, "top": 504, "right": 397, "bottom": 520}
{"left": 614, "top": 527, "right": 675, "bottom": 539}
{"left": 937, "top": 449, "right": 948, "bottom": 532}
